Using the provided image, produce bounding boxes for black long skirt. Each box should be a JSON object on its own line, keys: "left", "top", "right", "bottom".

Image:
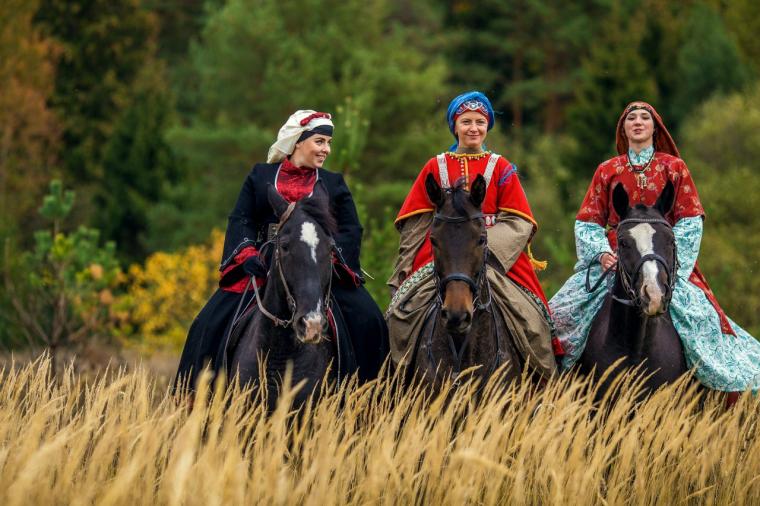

{"left": 174, "top": 283, "right": 389, "bottom": 391}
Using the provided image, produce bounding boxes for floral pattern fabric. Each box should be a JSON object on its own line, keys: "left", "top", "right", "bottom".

{"left": 550, "top": 219, "right": 760, "bottom": 392}
{"left": 576, "top": 152, "right": 704, "bottom": 227}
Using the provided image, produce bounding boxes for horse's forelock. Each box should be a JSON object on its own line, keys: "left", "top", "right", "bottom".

{"left": 449, "top": 178, "right": 476, "bottom": 216}
{"left": 294, "top": 197, "right": 337, "bottom": 238}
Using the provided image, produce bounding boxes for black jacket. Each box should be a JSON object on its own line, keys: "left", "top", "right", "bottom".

{"left": 219, "top": 163, "right": 364, "bottom": 279}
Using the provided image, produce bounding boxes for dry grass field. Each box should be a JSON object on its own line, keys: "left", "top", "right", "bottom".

{"left": 1, "top": 357, "right": 758, "bottom": 505}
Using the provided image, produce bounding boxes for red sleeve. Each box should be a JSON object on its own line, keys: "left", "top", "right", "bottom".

{"left": 576, "top": 163, "right": 610, "bottom": 226}
{"left": 395, "top": 158, "right": 438, "bottom": 225}
{"left": 669, "top": 158, "right": 705, "bottom": 221}
{"left": 220, "top": 246, "right": 260, "bottom": 293}
{"left": 495, "top": 158, "right": 537, "bottom": 229}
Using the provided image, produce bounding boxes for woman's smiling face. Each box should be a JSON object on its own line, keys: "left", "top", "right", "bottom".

{"left": 455, "top": 111, "right": 488, "bottom": 150}
{"left": 624, "top": 108, "right": 655, "bottom": 148}
{"left": 291, "top": 134, "right": 332, "bottom": 168}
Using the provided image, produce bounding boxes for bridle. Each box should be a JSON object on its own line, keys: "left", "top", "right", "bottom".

{"left": 246, "top": 203, "right": 334, "bottom": 339}
{"left": 428, "top": 206, "right": 500, "bottom": 378}
{"left": 586, "top": 216, "right": 678, "bottom": 312}
{"left": 614, "top": 217, "right": 677, "bottom": 310}
{"left": 432, "top": 210, "right": 491, "bottom": 311}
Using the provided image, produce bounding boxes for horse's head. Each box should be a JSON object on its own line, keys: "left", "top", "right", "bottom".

{"left": 425, "top": 173, "right": 488, "bottom": 334}
{"left": 612, "top": 181, "right": 677, "bottom": 316}
{"left": 267, "top": 181, "right": 335, "bottom": 343}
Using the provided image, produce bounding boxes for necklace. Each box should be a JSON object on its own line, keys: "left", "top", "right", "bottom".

{"left": 626, "top": 150, "right": 655, "bottom": 190}
{"left": 449, "top": 151, "right": 490, "bottom": 187}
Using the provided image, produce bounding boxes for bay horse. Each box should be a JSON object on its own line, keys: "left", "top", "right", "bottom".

{"left": 580, "top": 181, "right": 687, "bottom": 399}
{"left": 228, "top": 181, "right": 338, "bottom": 411}
{"left": 410, "top": 174, "right": 523, "bottom": 390}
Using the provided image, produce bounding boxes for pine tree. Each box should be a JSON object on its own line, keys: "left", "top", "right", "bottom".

{"left": 95, "top": 62, "right": 182, "bottom": 262}
{"left": 34, "top": 0, "right": 155, "bottom": 183}
{"left": 444, "top": 0, "right": 604, "bottom": 135}
{"left": 161, "top": 0, "right": 451, "bottom": 246}
{"left": 669, "top": 3, "right": 749, "bottom": 125}
{"left": 565, "top": 4, "right": 658, "bottom": 177}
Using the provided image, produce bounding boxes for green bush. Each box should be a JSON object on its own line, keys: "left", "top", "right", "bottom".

{"left": 2, "top": 180, "right": 122, "bottom": 373}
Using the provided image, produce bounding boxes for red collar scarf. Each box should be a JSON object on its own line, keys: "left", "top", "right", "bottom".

{"left": 277, "top": 158, "right": 317, "bottom": 203}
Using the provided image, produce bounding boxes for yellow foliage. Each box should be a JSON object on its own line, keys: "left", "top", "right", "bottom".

{"left": 115, "top": 229, "right": 224, "bottom": 352}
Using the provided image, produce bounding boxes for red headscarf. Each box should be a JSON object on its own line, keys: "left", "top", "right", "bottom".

{"left": 615, "top": 101, "right": 680, "bottom": 158}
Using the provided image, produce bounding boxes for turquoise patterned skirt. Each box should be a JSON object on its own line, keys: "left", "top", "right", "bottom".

{"left": 550, "top": 219, "right": 760, "bottom": 392}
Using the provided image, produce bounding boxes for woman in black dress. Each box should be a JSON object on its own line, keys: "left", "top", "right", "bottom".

{"left": 175, "top": 110, "right": 389, "bottom": 390}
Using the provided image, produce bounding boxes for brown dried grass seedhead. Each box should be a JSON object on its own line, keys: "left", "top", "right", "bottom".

{"left": 0, "top": 357, "right": 758, "bottom": 505}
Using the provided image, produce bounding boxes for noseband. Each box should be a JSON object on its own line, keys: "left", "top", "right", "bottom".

{"left": 586, "top": 217, "right": 678, "bottom": 311}
{"left": 432, "top": 211, "right": 490, "bottom": 309}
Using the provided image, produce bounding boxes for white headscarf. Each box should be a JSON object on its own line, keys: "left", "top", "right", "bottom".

{"left": 267, "top": 110, "right": 334, "bottom": 163}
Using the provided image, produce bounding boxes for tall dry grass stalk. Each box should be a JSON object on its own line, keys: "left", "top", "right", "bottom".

{"left": 0, "top": 356, "right": 758, "bottom": 505}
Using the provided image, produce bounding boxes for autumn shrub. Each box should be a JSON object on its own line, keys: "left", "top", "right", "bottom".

{"left": 115, "top": 229, "right": 223, "bottom": 353}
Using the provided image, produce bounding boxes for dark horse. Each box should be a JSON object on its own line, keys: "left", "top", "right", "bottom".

{"left": 228, "top": 181, "right": 338, "bottom": 411}
{"left": 410, "top": 174, "right": 523, "bottom": 390}
{"left": 580, "top": 181, "right": 687, "bottom": 399}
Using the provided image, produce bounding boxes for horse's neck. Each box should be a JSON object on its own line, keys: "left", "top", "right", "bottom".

{"left": 609, "top": 279, "right": 650, "bottom": 359}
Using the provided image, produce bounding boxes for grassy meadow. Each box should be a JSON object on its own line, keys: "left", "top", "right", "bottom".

{"left": 1, "top": 358, "right": 758, "bottom": 505}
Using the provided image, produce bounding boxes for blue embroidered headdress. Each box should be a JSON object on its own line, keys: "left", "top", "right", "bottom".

{"left": 446, "top": 91, "right": 495, "bottom": 151}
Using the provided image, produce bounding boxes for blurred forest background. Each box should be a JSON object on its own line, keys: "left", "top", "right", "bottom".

{"left": 2, "top": 0, "right": 759, "bottom": 370}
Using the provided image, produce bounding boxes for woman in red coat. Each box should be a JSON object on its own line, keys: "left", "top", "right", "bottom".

{"left": 386, "top": 91, "right": 562, "bottom": 377}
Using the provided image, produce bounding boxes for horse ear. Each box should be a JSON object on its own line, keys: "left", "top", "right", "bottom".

{"left": 267, "top": 184, "right": 290, "bottom": 218}
{"left": 469, "top": 174, "right": 487, "bottom": 208}
{"left": 612, "top": 183, "right": 630, "bottom": 219}
{"left": 309, "top": 179, "right": 329, "bottom": 208}
{"left": 425, "top": 173, "right": 443, "bottom": 207}
{"left": 655, "top": 180, "right": 675, "bottom": 217}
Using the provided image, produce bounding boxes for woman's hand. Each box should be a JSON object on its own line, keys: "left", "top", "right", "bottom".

{"left": 600, "top": 252, "right": 617, "bottom": 271}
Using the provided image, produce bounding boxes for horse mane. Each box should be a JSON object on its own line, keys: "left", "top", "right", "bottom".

{"left": 296, "top": 197, "right": 337, "bottom": 237}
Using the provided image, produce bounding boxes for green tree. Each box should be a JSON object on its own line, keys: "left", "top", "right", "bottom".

{"left": 679, "top": 85, "right": 760, "bottom": 337}
{"left": 34, "top": 0, "right": 155, "bottom": 183}
{"left": 668, "top": 2, "right": 749, "bottom": 125}
{"left": 2, "top": 181, "right": 122, "bottom": 375}
{"left": 95, "top": 62, "right": 183, "bottom": 262}
{"left": 445, "top": 0, "right": 603, "bottom": 135}
{"left": 708, "top": 0, "right": 760, "bottom": 75}
{"left": 161, "top": 0, "right": 450, "bottom": 246}
{"left": 501, "top": 135, "right": 582, "bottom": 296}
{"left": 565, "top": 3, "right": 658, "bottom": 177}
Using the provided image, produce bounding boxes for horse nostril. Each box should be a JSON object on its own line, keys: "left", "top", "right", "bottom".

{"left": 441, "top": 308, "right": 450, "bottom": 321}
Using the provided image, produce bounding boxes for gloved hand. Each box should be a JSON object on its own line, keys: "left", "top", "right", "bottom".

{"left": 243, "top": 255, "right": 268, "bottom": 278}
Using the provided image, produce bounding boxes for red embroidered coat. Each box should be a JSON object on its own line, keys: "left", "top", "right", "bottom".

{"left": 396, "top": 153, "right": 549, "bottom": 307}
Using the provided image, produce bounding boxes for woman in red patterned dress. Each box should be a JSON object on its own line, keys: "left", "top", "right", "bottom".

{"left": 550, "top": 101, "right": 760, "bottom": 395}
